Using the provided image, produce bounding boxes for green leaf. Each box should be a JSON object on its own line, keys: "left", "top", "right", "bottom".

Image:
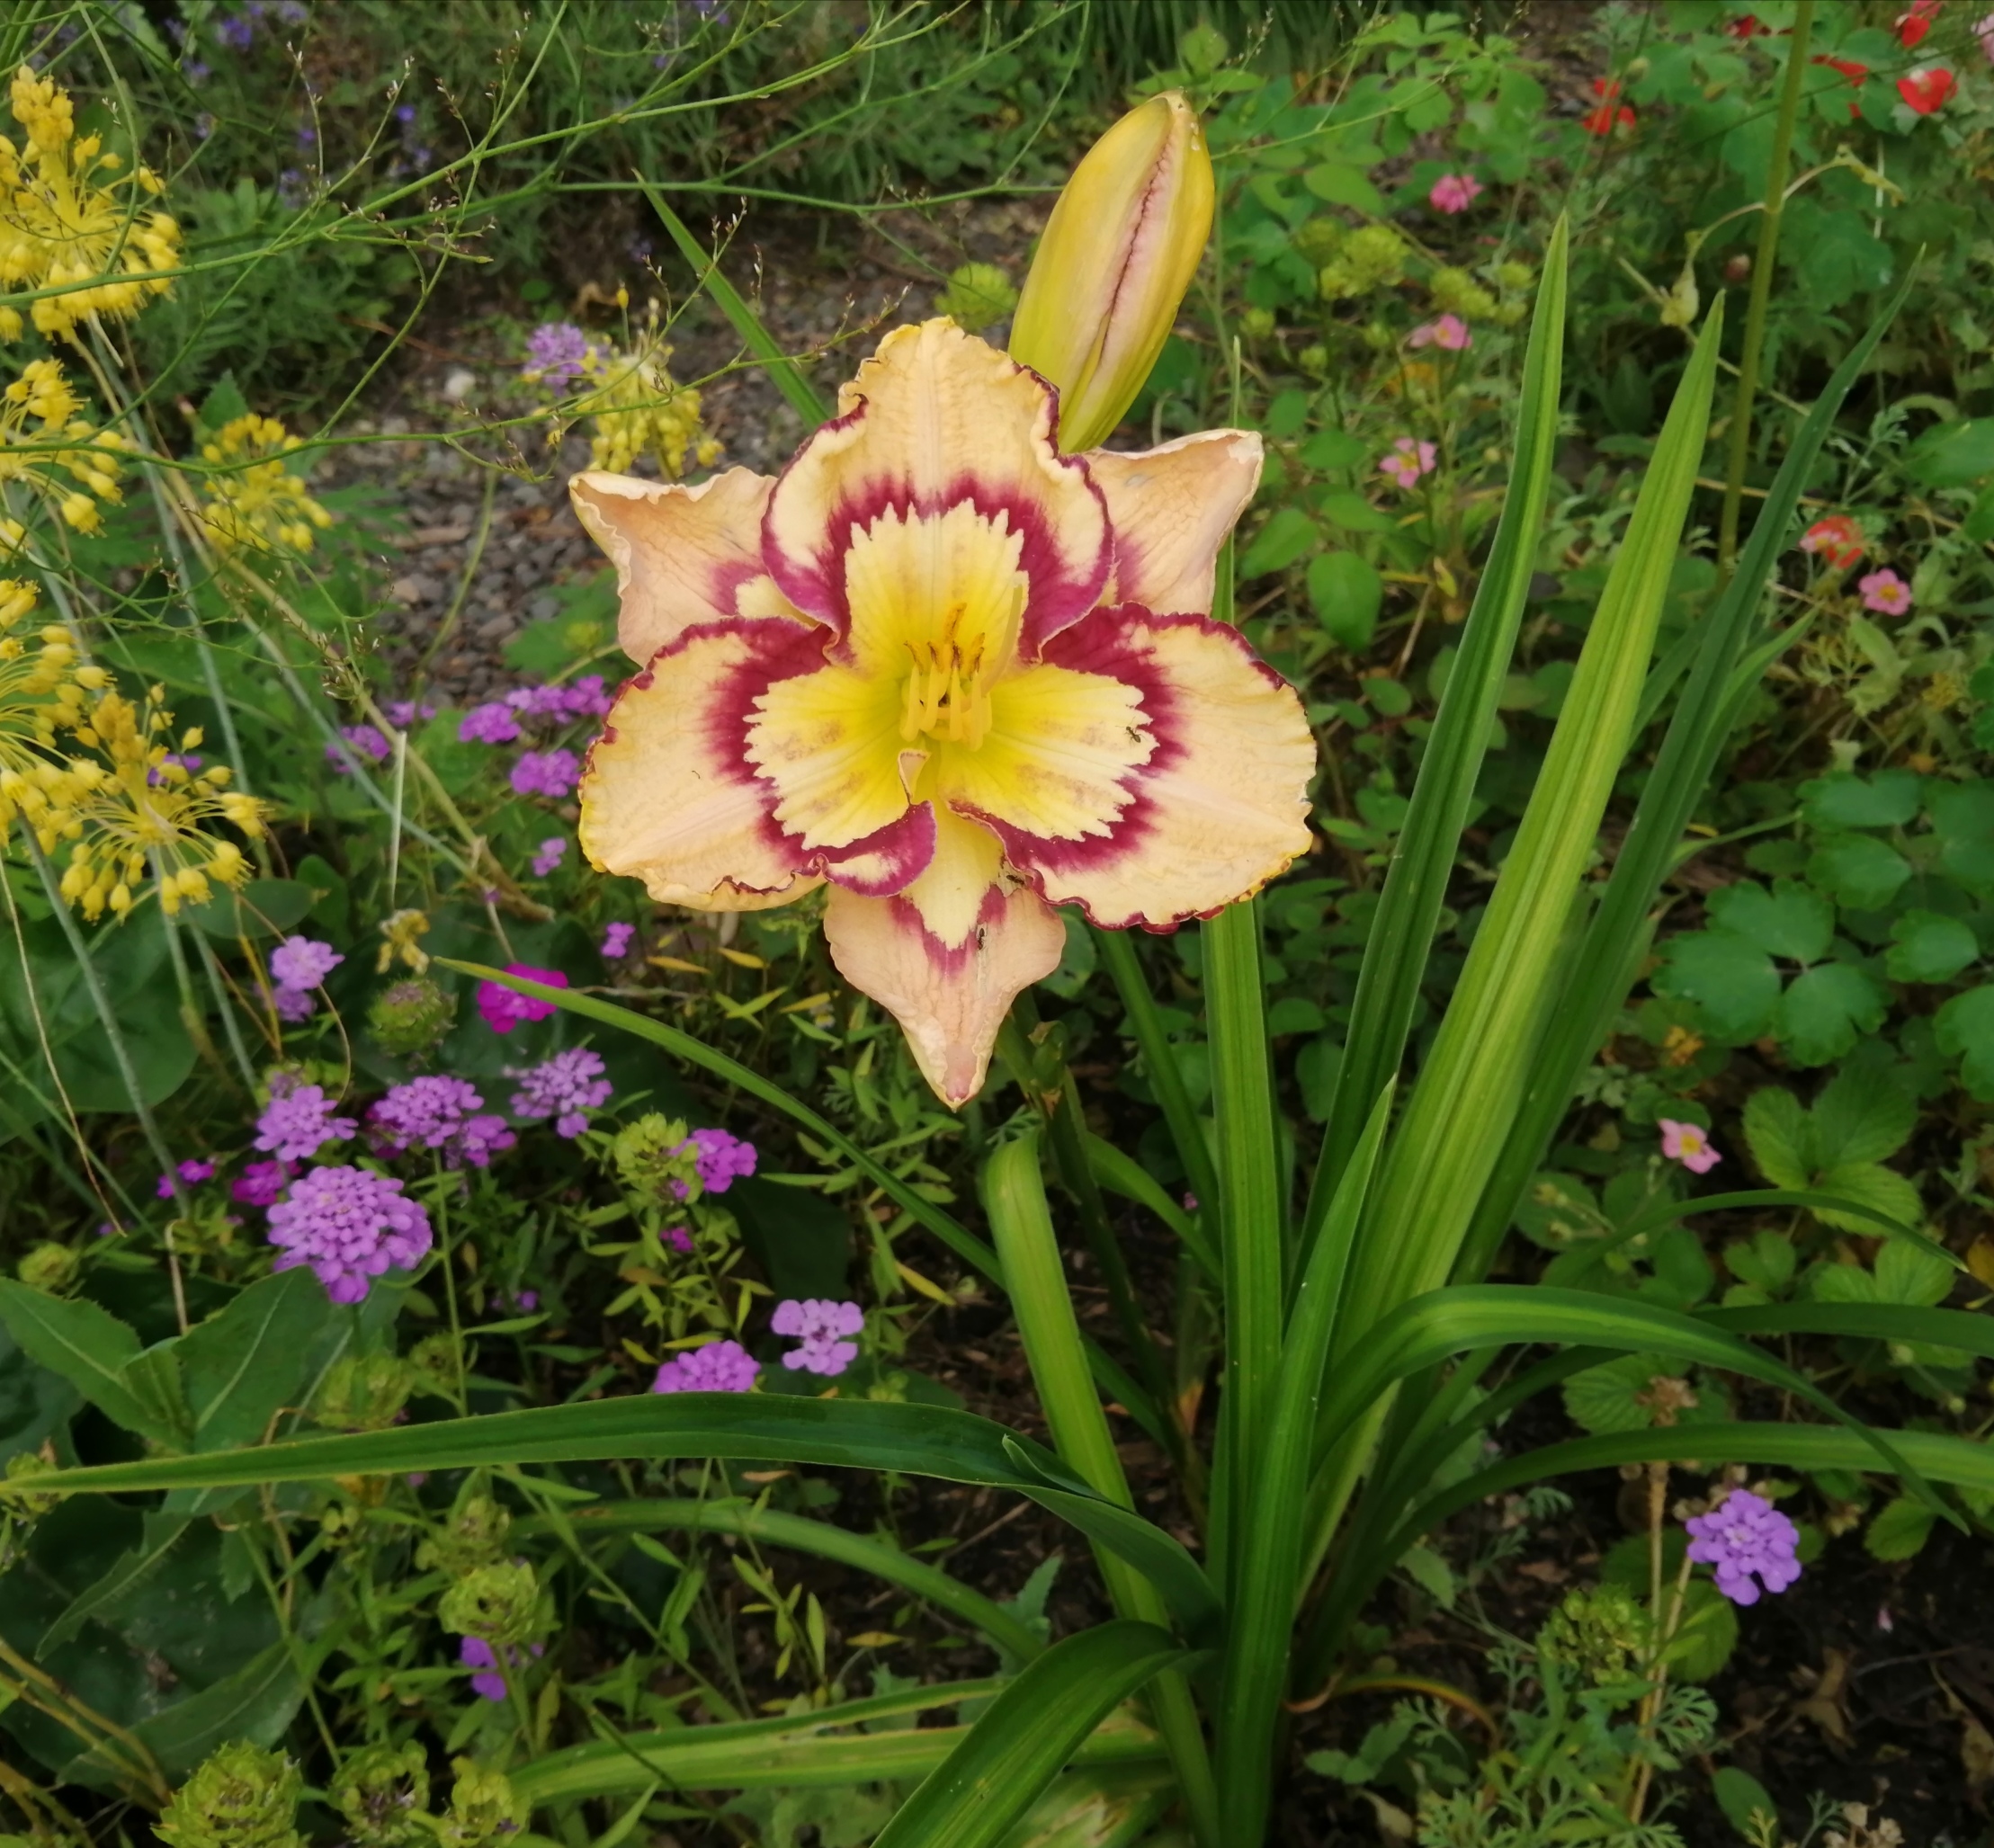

{"left": 184, "top": 878, "right": 317, "bottom": 942}
{"left": 1935, "top": 986, "right": 1994, "bottom": 1100}
{"left": 1775, "top": 962, "right": 1888, "bottom": 1067}
{"left": 0, "top": 1282, "right": 169, "bottom": 1444}
{"left": 1811, "top": 1062, "right": 1917, "bottom": 1165}
{"left": 1239, "top": 506, "right": 1319, "bottom": 576}
{"left": 1302, "top": 163, "right": 1384, "bottom": 213}
{"left": 1655, "top": 931, "right": 1780, "bottom": 1040}
{"left": 1712, "top": 1765, "right": 1780, "bottom": 1840}
{"left": 1300, "top": 429, "right": 1367, "bottom": 472}
{"left": 1742, "top": 1088, "right": 1812, "bottom": 1189}
{"left": 1929, "top": 785, "right": 1994, "bottom": 897}
{"left": 1799, "top": 769, "right": 1922, "bottom": 828}
{"left": 1806, "top": 833, "right": 1911, "bottom": 910}
{"left": 1307, "top": 550, "right": 1383, "bottom": 650}
{"left": 1811, "top": 1160, "right": 1924, "bottom": 1238}
{"left": 1314, "top": 489, "right": 1396, "bottom": 532}
{"left": 1901, "top": 417, "right": 1994, "bottom": 489}
{"left": 177, "top": 1269, "right": 332, "bottom": 1451}
{"left": 1864, "top": 1496, "right": 1937, "bottom": 1562}
{"left": 872, "top": 1623, "right": 1189, "bottom": 1848}
{"left": 1664, "top": 1577, "right": 1739, "bottom": 1683}
{"left": 1705, "top": 879, "right": 1833, "bottom": 963}
{"left": 37, "top": 1511, "right": 191, "bottom": 1657}
{"left": 1885, "top": 911, "right": 1980, "bottom": 985}
{"left": 1562, "top": 1353, "right": 1676, "bottom": 1435}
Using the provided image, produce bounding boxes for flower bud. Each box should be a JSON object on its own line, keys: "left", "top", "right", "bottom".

{"left": 367, "top": 977, "right": 457, "bottom": 1061}
{"left": 333, "top": 1741, "right": 432, "bottom": 1848}
{"left": 156, "top": 1741, "right": 304, "bottom": 1848}
{"left": 441, "top": 1559, "right": 542, "bottom": 1647}
{"left": 17, "top": 1240, "right": 78, "bottom": 1294}
{"left": 1009, "top": 91, "right": 1214, "bottom": 453}
{"left": 436, "top": 1760, "right": 527, "bottom": 1848}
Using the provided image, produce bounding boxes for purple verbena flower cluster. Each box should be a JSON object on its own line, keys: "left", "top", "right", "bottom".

{"left": 458, "top": 702, "right": 521, "bottom": 745}
{"left": 255, "top": 1079, "right": 357, "bottom": 1163}
{"left": 650, "top": 1339, "right": 758, "bottom": 1395}
{"left": 476, "top": 964, "right": 567, "bottom": 1034}
{"left": 1686, "top": 1489, "right": 1802, "bottom": 1606}
{"left": 269, "top": 934, "right": 343, "bottom": 1023}
{"left": 233, "top": 1160, "right": 289, "bottom": 1208}
{"left": 522, "top": 323, "right": 595, "bottom": 392}
{"left": 600, "top": 921, "right": 636, "bottom": 960}
{"left": 772, "top": 1299, "right": 863, "bottom": 1377}
{"left": 369, "top": 1076, "right": 515, "bottom": 1168}
{"left": 384, "top": 699, "right": 437, "bottom": 728}
{"left": 675, "top": 1126, "right": 756, "bottom": 1196}
{"left": 460, "top": 1636, "right": 542, "bottom": 1701}
{"left": 267, "top": 1165, "right": 432, "bottom": 1304}
{"left": 326, "top": 725, "right": 390, "bottom": 772}
{"left": 156, "top": 1157, "right": 215, "bottom": 1200}
{"left": 531, "top": 836, "right": 568, "bottom": 878}
{"left": 507, "top": 1049, "right": 612, "bottom": 1138}
{"left": 511, "top": 749, "right": 581, "bottom": 799}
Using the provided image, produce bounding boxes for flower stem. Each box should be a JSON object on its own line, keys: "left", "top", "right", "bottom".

{"left": 1716, "top": 0, "right": 1815, "bottom": 580}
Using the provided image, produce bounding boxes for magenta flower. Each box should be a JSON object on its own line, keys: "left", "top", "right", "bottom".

{"left": 270, "top": 936, "right": 343, "bottom": 989}
{"left": 477, "top": 964, "right": 568, "bottom": 1034}
{"left": 1380, "top": 437, "right": 1437, "bottom": 490}
{"left": 326, "top": 725, "right": 390, "bottom": 772}
{"left": 156, "top": 1157, "right": 215, "bottom": 1200}
{"left": 232, "top": 1159, "right": 290, "bottom": 1208}
{"left": 1408, "top": 315, "right": 1471, "bottom": 352}
{"left": 673, "top": 1126, "right": 756, "bottom": 1196}
{"left": 1857, "top": 568, "right": 1911, "bottom": 615}
{"left": 369, "top": 1076, "right": 515, "bottom": 1168}
{"left": 1428, "top": 172, "right": 1482, "bottom": 214}
{"left": 663, "top": 1225, "right": 693, "bottom": 1254}
{"left": 254, "top": 1081, "right": 358, "bottom": 1163}
{"left": 459, "top": 1635, "right": 542, "bottom": 1701}
{"left": 772, "top": 1298, "right": 863, "bottom": 1377}
{"left": 651, "top": 1339, "right": 759, "bottom": 1394}
{"left": 266, "top": 1164, "right": 433, "bottom": 1304}
{"left": 507, "top": 1048, "right": 613, "bottom": 1138}
{"left": 1658, "top": 1118, "right": 1721, "bottom": 1175}
{"left": 531, "top": 836, "right": 568, "bottom": 878}
{"left": 600, "top": 921, "right": 636, "bottom": 960}
{"left": 511, "top": 749, "right": 581, "bottom": 799}
{"left": 1686, "top": 1488, "right": 1801, "bottom": 1606}
{"left": 384, "top": 699, "right": 437, "bottom": 728}
{"left": 459, "top": 702, "right": 522, "bottom": 745}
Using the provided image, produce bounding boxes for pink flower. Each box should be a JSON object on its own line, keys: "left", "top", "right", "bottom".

{"left": 476, "top": 963, "right": 568, "bottom": 1033}
{"left": 1658, "top": 1118, "right": 1721, "bottom": 1175}
{"left": 1379, "top": 437, "right": 1437, "bottom": 490}
{"left": 1800, "top": 514, "right": 1864, "bottom": 569}
{"left": 1978, "top": 13, "right": 1994, "bottom": 61}
{"left": 1427, "top": 172, "right": 1482, "bottom": 214}
{"left": 1408, "top": 315, "right": 1471, "bottom": 352}
{"left": 1857, "top": 568, "right": 1911, "bottom": 615}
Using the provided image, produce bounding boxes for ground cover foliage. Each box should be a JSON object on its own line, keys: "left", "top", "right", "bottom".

{"left": 0, "top": 2, "right": 1990, "bottom": 1844}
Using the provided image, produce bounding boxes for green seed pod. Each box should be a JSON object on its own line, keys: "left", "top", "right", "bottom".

{"left": 332, "top": 1741, "right": 432, "bottom": 1848}
{"left": 17, "top": 1241, "right": 78, "bottom": 1294}
{"left": 1, "top": 1450, "right": 62, "bottom": 1519}
{"left": 439, "top": 1559, "right": 541, "bottom": 1647}
{"left": 435, "top": 1759, "right": 526, "bottom": 1848}
{"left": 156, "top": 1742, "right": 304, "bottom": 1848}
{"left": 934, "top": 263, "right": 1020, "bottom": 335}
{"left": 366, "top": 978, "right": 457, "bottom": 1061}
{"left": 416, "top": 1494, "right": 512, "bottom": 1576}
{"left": 314, "top": 1353, "right": 415, "bottom": 1433}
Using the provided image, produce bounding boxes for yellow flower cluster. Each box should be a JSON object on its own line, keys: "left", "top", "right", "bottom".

{"left": 577, "top": 344, "right": 720, "bottom": 479}
{"left": 196, "top": 414, "right": 334, "bottom": 553}
{"left": 0, "top": 65, "right": 180, "bottom": 344}
{"left": 57, "top": 685, "right": 266, "bottom": 920}
{"left": 0, "top": 577, "right": 95, "bottom": 841}
{"left": 0, "top": 355, "right": 127, "bottom": 550}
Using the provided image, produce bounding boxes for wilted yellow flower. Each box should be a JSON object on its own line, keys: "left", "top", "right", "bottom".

{"left": 0, "top": 65, "right": 179, "bottom": 343}
{"left": 0, "top": 578, "right": 91, "bottom": 842}
{"left": 376, "top": 906, "right": 432, "bottom": 974}
{"left": 0, "top": 356, "right": 127, "bottom": 549}
{"left": 195, "top": 414, "right": 334, "bottom": 553}
{"left": 58, "top": 684, "right": 266, "bottom": 920}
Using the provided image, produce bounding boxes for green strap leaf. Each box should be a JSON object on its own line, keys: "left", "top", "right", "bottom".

{"left": 1702, "top": 1302, "right": 1994, "bottom": 1355}
{"left": 1084, "top": 1129, "right": 1220, "bottom": 1283}
{"left": 872, "top": 1622, "right": 1191, "bottom": 1848}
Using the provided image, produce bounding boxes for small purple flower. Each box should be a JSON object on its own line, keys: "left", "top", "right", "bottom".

{"left": 600, "top": 921, "right": 636, "bottom": 960}
{"left": 507, "top": 1048, "right": 613, "bottom": 1138}
{"left": 459, "top": 702, "right": 522, "bottom": 745}
{"left": 651, "top": 1340, "right": 758, "bottom": 1394}
{"left": 156, "top": 1158, "right": 216, "bottom": 1200}
{"left": 560, "top": 674, "right": 613, "bottom": 719}
{"left": 148, "top": 753, "right": 202, "bottom": 787}
{"left": 772, "top": 1299, "right": 863, "bottom": 1377}
{"left": 1686, "top": 1489, "right": 1802, "bottom": 1606}
{"left": 459, "top": 1635, "right": 541, "bottom": 1701}
{"left": 514, "top": 1290, "right": 539, "bottom": 1311}
{"left": 326, "top": 725, "right": 390, "bottom": 772}
{"left": 477, "top": 964, "right": 568, "bottom": 1034}
{"left": 295, "top": 124, "right": 317, "bottom": 147}
{"left": 270, "top": 935, "right": 344, "bottom": 990}
{"left": 276, "top": 0, "right": 308, "bottom": 23}
{"left": 511, "top": 749, "right": 580, "bottom": 799}
{"left": 254, "top": 1081, "right": 358, "bottom": 1163}
{"left": 214, "top": 13, "right": 255, "bottom": 49}
{"left": 384, "top": 699, "right": 437, "bottom": 728}
{"left": 232, "top": 1159, "right": 290, "bottom": 1208}
{"left": 277, "top": 168, "right": 310, "bottom": 211}
{"left": 663, "top": 1225, "right": 693, "bottom": 1254}
{"left": 522, "top": 323, "right": 592, "bottom": 392}
{"left": 273, "top": 985, "right": 317, "bottom": 1022}
{"left": 675, "top": 1126, "right": 756, "bottom": 1196}
{"left": 531, "top": 836, "right": 567, "bottom": 878}
{"left": 369, "top": 1076, "right": 515, "bottom": 1169}
{"left": 266, "top": 1164, "right": 433, "bottom": 1304}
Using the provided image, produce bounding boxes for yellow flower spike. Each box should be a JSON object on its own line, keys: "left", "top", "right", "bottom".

{"left": 571, "top": 317, "right": 1303, "bottom": 1105}
{"left": 195, "top": 413, "right": 334, "bottom": 553}
{"left": 1008, "top": 91, "right": 1215, "bottom": 456}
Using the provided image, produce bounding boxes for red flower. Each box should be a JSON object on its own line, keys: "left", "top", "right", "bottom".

{"left": 1896, "top": 0, "right": 1941, "bottom": 48}
{"left": 1813, "top": 53, "right": 1869, "bottom": 117}
{"left": 1725, "top": 11, "right": 1771, "bottom": 35}
{"left": 1897, "top": 64, "right": 1958, "bottom": 112}
{"left": 1582, "top": 77, "right": 1637, "bottom": 136}
{"left": 1800, "top": 515, "right": 1864, "bottom": 570}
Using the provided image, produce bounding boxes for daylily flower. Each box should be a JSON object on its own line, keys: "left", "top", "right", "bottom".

{"left": 1896, "top": 65, "right": 1957, "bottom": 112}
{"left": 1408, "top": 315, "right": 1471, "bottom": 352}
{"left": 1858, "top": 567, "right": 1912, "bottom": 614}
{"left": 571, "top": 320, "right": 1314, "bottom": 1103}
{"left": 1427, "top": 173, "right": 1481, "bottom": 214}
{"left": 1658, "top": 1118, "right": 1721, "bottom": 1175}
{"left": 1380, "top": 436, "right": 1437, "bottom": 489}
{"left": 1800, "top": 514, "right": 1864, "bottom": 568}
{"left": 1582, "top": 78, "right": 1636, "bottom": 136}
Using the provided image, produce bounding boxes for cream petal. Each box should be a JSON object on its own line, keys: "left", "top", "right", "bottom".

{"left": 977, "top": 607, "right": 1316, "bottom": 930}
{"left": 578, "top": 617, "right": 818, "bottom": 908}
{"left": 824, "top": 879, "right": 1065, "bottom": 1106}
{"left": 1089, "top": 430, "right": 1264, "bottom": 616}
{"left": 571, "top": 468, "right": 807, "bottom": 664}
{"left": 763, "top": 319, "right": 1109, "bottom": 656}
